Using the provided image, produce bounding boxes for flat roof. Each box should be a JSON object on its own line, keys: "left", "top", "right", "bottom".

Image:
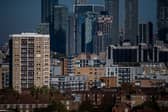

{"left": 10, "top": 33, "right": 49, "bottom": 38}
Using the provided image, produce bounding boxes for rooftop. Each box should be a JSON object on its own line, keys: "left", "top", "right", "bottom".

{"left": 10, "top": 33, "right": 49, "bottom": 38}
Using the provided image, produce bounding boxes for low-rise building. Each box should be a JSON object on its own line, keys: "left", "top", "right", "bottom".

{"left": 62, "top": 54, "right": 106, "bottom": 88}
{"left": 100, "top": 77, "right": 117, "bottom": 88}
{"left": 50, "top": 74, "right": 88, "bottom": 92}
{"left": 105, "top": 65, "right": 143, "bottom": 87}
{"left": 50, "top": 58, "right": 62, "bottom": 76}
{"left": 107, "top": 43, "right": 168, "bottom": 65}
{"left": 121, "top": 95, "right": 147, "bottom": 108}
{"left": 0, "top": 92, "right": 75, "bottom": 112}
{"left": 73, "top": 88, "right": 118, "bottom": 107}
{"left": 61, "top": 56, "right": 75, "bottom": 75}
{"left": 73, "top": 54, "right": 105, "bottom": 87}
{"left": 74, "top": 67, "right": 105, "bottom": 84}
{"left": 141, "top": 63, "right": 168, "bottom": 75}
{"left": 0, "top": 63, "right": 10, "bottom": 89}
{"left": 134, "top": 79, "right": 165, "bottom": 88}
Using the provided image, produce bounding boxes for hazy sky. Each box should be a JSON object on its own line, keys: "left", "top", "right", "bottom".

{"left": 0, "top": 0, "right": 156, "bottom": 45}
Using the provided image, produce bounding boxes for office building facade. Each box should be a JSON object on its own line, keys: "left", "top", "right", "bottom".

{"left": 107, "top": 44, "right": 139, "bottom": 64}
{"left": 105, "top": 0, "right": 119, "bottom": 44}
{"left": 138, "top": 22, "right": 154, "bottom": 45}
{"left": 94, "top": 31, "right": 105, "bottom": 54}
{"left": 0, "top": 63, "right": 10, "bottom": 89}
{"left": 107, "top": 43, "right": 168, "bottom": 65}
{"left": 50, "top": 74, "right": 88, "bottom": 92}
{"left": 50, "top": 58, "right": 62, "bottom": 76}
{"left": 41, "top": 0, "right": 58, "bottom": 52}
{"left": 9, "top": 33, "right": 50, "bottom": 92}
{"left": 36, "top": 23, "right": 50, "bottom": 34}
{"left": 67, "top": 15, "right": 76, "bottom": 56}
{"left": 52, "top": 5, "right": 68, "bottom": 55}
{"left": 41, "top": 0, "right": 58, "bottom": 23}
{"left": 157, "top": 0, "right": 168, "bottom": 43}
{"left": 74, "top": 4, "right": 104, "bottom": 54}
{"left": 125, "top": 0, "right": 138, "bottom": 44}
{"left": 105, "top": 65, "right": 143, "bottom": 86}
{"left": 96, "top": 14, "right": 113, "bottom": 51}
{"left": 82, "top": 12, "right": 97, "bottom": 53}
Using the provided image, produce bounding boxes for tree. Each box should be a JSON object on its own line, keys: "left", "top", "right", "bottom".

{"left": 78, "top": 100, "right": 94, "bottom": 112}
{"left": 132, "top": 96, "right": 160, "bottom": 112}
{"left": 34, "top": 101, "right": 67, "bottom": 112}
{"left": 30, "top": 87, "right": 36, "bottom": 97}
{"left": 101, "top": 95, "right": 116, "bottom": 112}
{"left": 9, "top": 107, "right": 19, "bottom": 112}
{"left": 121, "top": 83, "right": 136, "bottom": 94}
{"left": 39, "top": 86, "right": 50, "bottom": 95}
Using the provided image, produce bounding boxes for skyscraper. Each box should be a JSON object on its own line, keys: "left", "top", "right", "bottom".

{"left": 96, "top": 14, "right": 113, "bottom": 52}
{"left": 138, "top": 22, "right": 154, "bottom": 45}
{"left": 125, "top": 0, "right": 138, "bottom": 45}
{"left": 94, "top": 31, "right": 105, "bottom": 54}
{"left": 52, "top": 5, "right": 68, "bottom": 55}
{"left": 41, "top": 0, "right": 58, "bottom": 53}
{"left": 67, "top": 14, "right": 76, "bottom": 56}
{"left": 82, "top": 12, "right": 97, "bottom": 53}
{"left": 105, "top": 0, "right": 119, "bottom": 44}
{"left": 74, "top": 4, "right": 104, "bottom": 54}
{"left": 157, "top": 0, "right": 168, "bottom": 43}
{"left": 41, "top": 0, "right": 58, "bottom": 23}
{"left": 9, "top": 33, "right": 50, "bottom": 92}
{"left": 36, "top": 23, "right": 50, "bottom": 34}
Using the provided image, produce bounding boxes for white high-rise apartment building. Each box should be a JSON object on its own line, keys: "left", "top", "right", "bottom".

{"left": 10, "top": 33, "right": 50, "bottom": 92}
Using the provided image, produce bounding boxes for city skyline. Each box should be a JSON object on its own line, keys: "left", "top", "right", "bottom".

{"left": 0, "top": 0, "right": 156, "bottom": 45}
{"left": 0, "top": 0, "right": 168, "bottom": 111}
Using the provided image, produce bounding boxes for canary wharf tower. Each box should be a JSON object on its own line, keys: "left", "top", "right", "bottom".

{"left": 105, "top": 0, "right": 119, "bottom": 44}
{"left": 41, "top": 0, "right": 58, "bottom": 23}
{"left": 125, "top": 0, "right": 138, "bottom": 44}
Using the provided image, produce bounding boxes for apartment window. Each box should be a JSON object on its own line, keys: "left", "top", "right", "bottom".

{"left": 15, "top": 54, "right": 20, "bottom": 57}
{"left": 45, "top": 46, "right": 49, "bottom": 49}
{"left": 21, "top": 39, "right": 27, "bottom": 45}
{"left": 45, "top": 63, "right": 49, "bottom": 66}
{"left": 45, "top": 55, "right": 49, "bottom": 57}
{"left": 45, "top": 81, "right": 49, "bottom": 84}
{"left": 36, "top": 68, "right": 41, "bottom": 71}
{"left": 45, "top": 68, "right": 48, "bottom": 71}
{"left": 45, "top": 59, "right": 49, "bottom": 62}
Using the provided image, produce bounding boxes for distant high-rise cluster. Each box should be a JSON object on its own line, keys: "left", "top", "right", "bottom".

{"left": 40, "top": 0, "right": 147, "bottom": 56}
